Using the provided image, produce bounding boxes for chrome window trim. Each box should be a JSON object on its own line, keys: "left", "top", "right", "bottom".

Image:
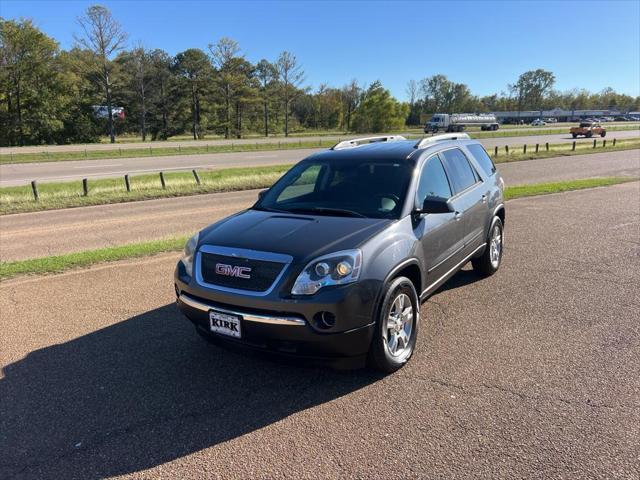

{"left": 178, "top": 292, "right": 306, "bottom": 326}
{"left": 195, "top": 245, "right": 293, "bottom": 297}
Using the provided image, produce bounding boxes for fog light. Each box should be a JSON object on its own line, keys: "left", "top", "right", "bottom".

{"left": 314, "top": 311, "right": 336, "bottom": 329}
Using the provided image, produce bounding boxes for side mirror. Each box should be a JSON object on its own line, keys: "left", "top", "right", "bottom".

{"left": 257, "top": 189, "right": 267, "bottom": 200}
{"left": 418, "top": 196, "right": 453, "bottom": 215}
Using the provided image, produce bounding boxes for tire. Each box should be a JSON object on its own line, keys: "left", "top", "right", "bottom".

{"left": 572, "top": 133, "right": 578, "bottom": 138}
{"left": 472, "top": 217, "right": 504, "bottom": 277}
{"left": 586, "top": 131, "right": 593, "bottom": 138}
{"left": 369, "top": 276, "right": 419, "bottom": 373}
{"left": 601, "top": 131, "right": 606, "bottom": 137}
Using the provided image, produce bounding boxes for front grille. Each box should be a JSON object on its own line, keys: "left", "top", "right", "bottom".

{"left": 200, "top": 252, "right": 285, "bottom": 292}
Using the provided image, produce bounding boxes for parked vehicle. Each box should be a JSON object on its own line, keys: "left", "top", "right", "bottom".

{"left": 531, "top": 119, "right": 546, "bottom": 126}
{"left": 175, "top": 134, "right": 506, "bottom": 372}
{"left": 92, "top": 105, "right": 125, "bottom": 120}
{"left": 545, "top": 118, "right": 558, "bottom": 123}
{"left": 424, "top": 113, "right": 499, "bottom": 133}
{"left": 570, "top": 122, "right": 606, "bottom": 138}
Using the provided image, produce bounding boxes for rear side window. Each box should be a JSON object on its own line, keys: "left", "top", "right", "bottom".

{"left": 439, "top": 148, "right": 478, "bottom": 194}
{"left": 417, "top": 156, "right": 452, "bottom": 203}
{"left": 466, "top": 144, "right": 496, "bottom": 176}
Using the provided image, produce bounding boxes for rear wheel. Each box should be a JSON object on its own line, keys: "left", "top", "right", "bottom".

{"left": 572, "top": 133, "right": 578, "bottom": 138}
{"left": 586, "top": 131, "right": 593, "bottom": 138}
{"left": 472, "top": 217, "right": 504, "bottom": 277}
{"left": 369, "top": 277, "right": 419, "bottom": 373}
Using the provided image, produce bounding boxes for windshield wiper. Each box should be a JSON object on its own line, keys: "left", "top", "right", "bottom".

{"left": 286, "top": 207, "right": 367, "bottom": 218}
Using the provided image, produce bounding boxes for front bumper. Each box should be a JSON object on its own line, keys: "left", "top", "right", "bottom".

{"left": 175, "top": 263, "right": 381, "bottom": 361}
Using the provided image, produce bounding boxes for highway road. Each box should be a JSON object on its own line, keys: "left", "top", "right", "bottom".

{"left": 1, "top": 150, "right": 638, "bottom": 262}
{"left": 2, "top": 124, "right": 638, "bottom": 155}
{"left": 1, "top": 130, "right": 638, "bottom": 186}
{"left": 2, "top": 182, "right": 638, "bottom": 479}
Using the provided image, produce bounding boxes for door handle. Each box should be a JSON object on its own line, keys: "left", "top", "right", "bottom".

{"left": 481, "top": 194, "right": 487, "bottom": 203}
{"left": 454, "top": 211, "right": 462, "bottom": 221}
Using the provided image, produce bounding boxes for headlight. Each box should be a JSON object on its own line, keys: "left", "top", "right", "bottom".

{"left": 291, "top": 249, "right": 362, "bottom": 295}
{"left": 181, "top": 233, "right": 199, "bottom": 277}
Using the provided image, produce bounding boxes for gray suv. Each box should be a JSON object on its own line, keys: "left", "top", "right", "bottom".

{"left": 175, "top": 133, "right": 505, "bottom": 372}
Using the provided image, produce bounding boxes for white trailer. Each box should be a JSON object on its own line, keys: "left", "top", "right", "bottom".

{"left": 425, "top": 113, "right": 499, "bottom": 133}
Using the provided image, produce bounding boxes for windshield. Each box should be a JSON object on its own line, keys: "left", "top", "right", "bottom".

{"left": 255, "top": 159, "right": 414, "bottom": 219}
{"left": 579, "top": 122, "right": 592, "bottom": 127}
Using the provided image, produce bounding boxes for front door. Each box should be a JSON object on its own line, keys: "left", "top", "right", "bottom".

{"left": 414, "top": 155, "right": 464, "bottom": 284}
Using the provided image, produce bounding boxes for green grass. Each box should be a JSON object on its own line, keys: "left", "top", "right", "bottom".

{"left": 0, "top": 164, "right": 290, "bottom": 215}
{"left": 0, "top": 236, "right": 187, "bottom": 280}
{"left": 1, "top": 176, "right": 637, "bottom": 281}
{"left": 3, "top": 124, "right": 638, "bottom": 165}
{"left": 504, "top": 176, "right": 638, "bottom": 200}
{"left": 490, "top": 137, "right": 640, "bottom": 163}
{"left": 471, "top": 124, "right": 638, "bottom": 139}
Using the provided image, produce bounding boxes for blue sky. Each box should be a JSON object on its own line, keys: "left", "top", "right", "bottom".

{"left": 3, "top": 0, "right": 639, "bottom": 99}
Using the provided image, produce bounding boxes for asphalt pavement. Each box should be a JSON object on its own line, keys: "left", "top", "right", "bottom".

{"left": 1, "top": 130, "right": 638, "bottom": 186}
{"left": 1, "top": 150, "right": 638, "bottom": 262}
{"left": 1, "top": 182, "right": 638, "bottom": 479}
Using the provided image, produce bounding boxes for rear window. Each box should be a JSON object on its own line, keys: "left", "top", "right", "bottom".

{"left": 466, "top": 144, "right": 496, "bottom": 177}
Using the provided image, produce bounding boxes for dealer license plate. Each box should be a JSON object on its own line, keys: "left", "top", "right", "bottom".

{"left": 209, "top": 310, "right": 242, "bottom": 338}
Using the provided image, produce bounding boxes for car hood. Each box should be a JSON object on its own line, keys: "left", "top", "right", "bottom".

{"left": 198, "top": 209, "right": 392, "bottom": 263}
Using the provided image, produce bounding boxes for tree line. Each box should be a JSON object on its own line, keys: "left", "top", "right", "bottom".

{"left": 2, "top": 5, "right": 639, "bottom": 146}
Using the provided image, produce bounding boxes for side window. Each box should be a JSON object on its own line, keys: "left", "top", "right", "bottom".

{"left": 417, "top": 156, "right": 452, "bottom": 204}
{"left": 467, "top": 144, "right": 496, "bottom": 176}
{"left": 439, "top": 148, "right": 479, "bottom": 194}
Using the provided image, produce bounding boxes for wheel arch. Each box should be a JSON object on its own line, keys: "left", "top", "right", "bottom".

{"left": 493, "top": 204, "right": 506, "bottom": 226}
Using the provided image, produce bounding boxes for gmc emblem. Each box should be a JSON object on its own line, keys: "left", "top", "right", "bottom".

{"left": 215, "top": 263, "right": 252, "bottom": 279}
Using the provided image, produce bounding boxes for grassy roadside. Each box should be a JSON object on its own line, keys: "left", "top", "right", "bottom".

{"left": 2, "top": 138, "right": 639, "bottom": 215}
{"left": 503, "top": 176, "right": 638, "bottom": 200}
{"left": 0, "top": 237, "right": 187, "bottom": 280}
{"left": 2, "top": 124, "right": 638, "bottom": 165}
{"left": 489, "top": 137, "right": 640, "bottom": 162}
{"left": 1, "top": 176, "right": 637, "bottom": 281}
{"left": 0, "top": 164, "right": 290, "bottom": 215}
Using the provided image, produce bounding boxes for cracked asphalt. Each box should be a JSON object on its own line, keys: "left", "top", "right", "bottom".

{"left": 1, "top": 181, "right": 638, "bottom": 479}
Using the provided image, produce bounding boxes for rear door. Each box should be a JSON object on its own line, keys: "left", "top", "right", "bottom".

{"left": 414, "top": 154, "right": 464, "bottom": 283}
{"left": 439, "top": 148, "right": 488, "bottom": 251}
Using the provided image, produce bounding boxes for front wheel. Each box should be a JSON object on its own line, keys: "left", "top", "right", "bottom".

{"left": 586, "top": 131, "right": 593, "bottom": 138}
{"left": 572, "top": 133, "right": 578, "bottom": 138}
{"left": 369, "top": 277, "right": 419, "bottom": 373}
{"left": 472, "top": 217, "right": 504, "bottom": 277}
{"left": 600, "top": 131, "right": 606, "bottom": 137}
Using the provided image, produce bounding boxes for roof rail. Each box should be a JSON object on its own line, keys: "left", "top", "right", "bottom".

{"left": 332, "top": 135, "right": 407, "bottom": 150}
{"left": 414, "top": 133, "right": 470, "bottom": 149}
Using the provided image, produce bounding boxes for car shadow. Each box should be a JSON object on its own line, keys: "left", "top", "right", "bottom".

{"left": 1, "top": 304, "right": 382, "bottom": 479}
{"left": 433, "top": 266, "right": 483, "bottom": 295}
